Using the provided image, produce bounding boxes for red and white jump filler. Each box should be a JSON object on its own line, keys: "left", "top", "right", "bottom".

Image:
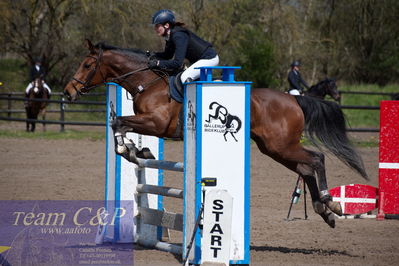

{"left": 330, "top": 100, "right": 399, "bottom": 219}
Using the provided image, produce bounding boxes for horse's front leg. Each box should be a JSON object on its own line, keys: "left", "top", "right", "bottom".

{"left": 111, "top": 113, "right": 170, "bottom": 164}
{"left": 111, "top": 115, "right": 140, "bottom": 164}
{"left": 42, "top": 108, "right": 47, "bottom": 132}
{"left": 26, "top": 107, "right": 31, "bottom": 132}
{"left": 294, "top": 150, "right": 337, "bottom": 228}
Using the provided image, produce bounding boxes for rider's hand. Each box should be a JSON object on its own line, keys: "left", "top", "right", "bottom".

{"left": 146, "top": 51, "right": 156, "bottom": 60}
{"left": 148, "top": 59, "right": 159, "bottom": 69}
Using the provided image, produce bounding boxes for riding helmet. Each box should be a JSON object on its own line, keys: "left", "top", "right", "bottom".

{"left": 152, "top": 9, "right": 175, "bottom": 25}
{"left": 291, "top": 60, "right": 301, "bottom": 67}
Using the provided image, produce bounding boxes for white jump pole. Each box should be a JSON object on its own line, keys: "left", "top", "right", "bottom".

{"left": 100, "top": 82, "right": 164, "bottom": 244}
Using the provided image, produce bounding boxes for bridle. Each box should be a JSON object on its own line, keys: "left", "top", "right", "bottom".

{"left": 70, "top": 48, "right": 162, "bottom": 97}
{"left": 71, "top": 48, "right": 105, "bottom": 94}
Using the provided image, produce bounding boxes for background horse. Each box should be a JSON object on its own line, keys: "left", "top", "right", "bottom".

{"left": 64, "top": 40, "right": 368, "bottom": 228}
{"left": 305, "top": 78, "right": 340, "bottom": 101}
{"left": 25, "top": 77, "right": 49, "bottom": 132}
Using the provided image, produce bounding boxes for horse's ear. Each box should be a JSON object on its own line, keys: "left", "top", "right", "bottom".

{"left": 85, "top": 39, "right": 95, "bottom": 53}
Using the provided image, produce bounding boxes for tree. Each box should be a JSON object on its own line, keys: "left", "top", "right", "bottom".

{"left": 327, "top": 0, "right": 399, "bottom": 84}
{"left": 1, "top": 0, "right": 398, "bottom": 89}
{"left": 1, "top": 0, "right": 78, "bottom": 86}
{"left": 233, "top": 26, "right": 278, "bottom": 88}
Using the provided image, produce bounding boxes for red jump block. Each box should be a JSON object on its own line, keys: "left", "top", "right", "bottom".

{"left": 378, "top": 101, "right": 399, "bottom": 219}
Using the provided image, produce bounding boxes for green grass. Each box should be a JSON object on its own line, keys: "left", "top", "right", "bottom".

{"left": 339, "top": 84, "right": 397, "bottom": 128}
{"left": 0, "top": 129, "right": 105, "bottom": 141}
{"left": 351, "top": 139, "right": 379, "bottom": 148}
{"left": 300, "top": 136, "right": 379, "bottom": 148}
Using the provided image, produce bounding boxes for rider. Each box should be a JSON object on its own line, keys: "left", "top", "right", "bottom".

{"left": 25, "top": 59, "right": 52, "bottom": 98}
{"left": 287, "top": 60, "right": 309, "bottom": 96}
{"left": 148, "top": 9, "right": 219, "bottom": 83}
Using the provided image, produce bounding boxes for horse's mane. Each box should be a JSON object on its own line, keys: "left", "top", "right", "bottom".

{"left": 94, "top": 42, "right": 146, "bottom": 59}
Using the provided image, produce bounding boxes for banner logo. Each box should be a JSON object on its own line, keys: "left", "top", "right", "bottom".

{"left": 204, "top": 102, "right": 242, "bottom": 142}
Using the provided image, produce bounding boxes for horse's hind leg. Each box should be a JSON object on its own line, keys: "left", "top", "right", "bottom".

{"left": 254, "top": 138, "right": 337, "bottom": 228}
{"left": 301, "top": 174, "right": 336, "bottom": 228}
{"left": 308, "top": 150, "right": 342, "bottom": 216}
{"left": 296, "top": 149, "right": 341, "bottom": 212}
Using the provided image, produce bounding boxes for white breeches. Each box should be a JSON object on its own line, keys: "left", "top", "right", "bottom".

{"left": 25, "top": 82, "right": 52, "bottom": 94}
{"left": 288, "top": 89, "right": 301, "bottom": 96}
{"left": 180, "top": 55, "right": 220, "bottom": 83}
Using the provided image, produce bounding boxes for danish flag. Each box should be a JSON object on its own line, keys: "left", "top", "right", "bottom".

{"left": 329, "top": 184, "right": 378, "bottom": 215}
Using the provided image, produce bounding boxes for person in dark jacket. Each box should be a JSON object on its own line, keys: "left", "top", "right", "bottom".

{"left": 25, "top": 59, "right": 51, "bottom": 98}
{"left": 148, "top": 9, "right": 219, "bottom": 83}
{"left": 287, "top": 60, "right": 309, "bottom": 95}
{"left": 29, "top": 59, "right": 46, "bottom": 81}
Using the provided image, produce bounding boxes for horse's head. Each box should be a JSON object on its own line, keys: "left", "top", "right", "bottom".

{"left": 31, "top": 78, "right": 45, "bottom": 96}
{"left": 324, "top": 78, "right": 340, "bottom": 101}
{"left": 64, "top": 40, "right": 150, "bottom": 101}
{"left": 64, "top": 39, "right": 106, "bottom": 101}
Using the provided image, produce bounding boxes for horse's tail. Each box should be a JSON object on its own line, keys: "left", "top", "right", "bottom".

{"left": 295, "top": 96, "right": 368, "bottom": 180}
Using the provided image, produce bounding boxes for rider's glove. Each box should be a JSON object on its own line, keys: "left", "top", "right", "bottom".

{"left": 148, "top": 59, "right": 159, "bottom": 69}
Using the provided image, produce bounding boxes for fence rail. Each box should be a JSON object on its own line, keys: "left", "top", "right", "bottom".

{"left": 0, "top": 93, "right": 106, "bottom": 131}
{"left": 0, "top": 95, "right": 106, "bottom": 105}
{"left": 1, "top": 90, "right": 396, "bottom": 133}
{"left": 340, "top": 90, "right": 398, "bottom": 98}
{"left": 0, "top": 92, "right": 106, "bottom": 96}
{"left": 0, "top": 116, "right": 105, "bottom": 126}
{"left": 340, "top": 105, "right": 380, "bottom": 110}
{"left": 0, "top": 109, "right": 105, "bottom": 114}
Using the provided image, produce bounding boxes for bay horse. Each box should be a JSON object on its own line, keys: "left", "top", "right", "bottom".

{"left": 305, "top": 78, "right": 340, "bottom": 101}
{"left": 25, "top": 77, "right": 49, "bottom": 132}
{"left": 64, "top": 40, "right": 368, "bottom": 228}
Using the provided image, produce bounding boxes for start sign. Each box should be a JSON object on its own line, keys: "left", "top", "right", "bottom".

{"left": 202, "top": 190, "right": 233, "bottom": 265}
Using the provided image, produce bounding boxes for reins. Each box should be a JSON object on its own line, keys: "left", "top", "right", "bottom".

{"left": 71, "top": 48, "right": 168, "bottom": 98}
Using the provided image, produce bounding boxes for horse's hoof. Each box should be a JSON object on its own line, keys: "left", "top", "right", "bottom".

{"left": 137, "top": 147, "right": 155, "bottom": 160}
{"left": 312, "top": 201, "right": 326, "bottom": 214}
{"left": 126, "top": 143, "right": 139, "bottom": 164}
{"left": 326, "top": 200, "right": 343, "bottom": 216}
{"left": 320, "top": 211, "right": 336, "bottom": 228}
{"left": 114, "top": 134, "right": 132, "bottom": 155}
{"left": 116, "top": 144, "right": 127, "bottom": 154}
